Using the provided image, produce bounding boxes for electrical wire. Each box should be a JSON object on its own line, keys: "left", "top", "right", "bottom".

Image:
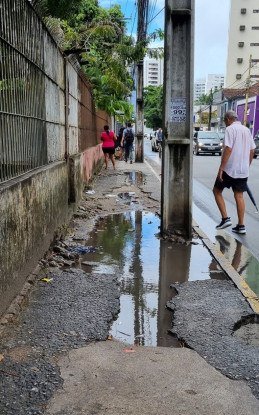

{"left": 147, "top": 5, "right": 165, "bottom": 26}
{"left": 130, "top": 3, "right": 137, "bottom": 37}
{"left": 148, "top": 0, "right": 157, "bottom": 24}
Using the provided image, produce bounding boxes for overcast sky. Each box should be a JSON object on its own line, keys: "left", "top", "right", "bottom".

{"left": 99, "top": 0, "right": 231, "bottom": 80}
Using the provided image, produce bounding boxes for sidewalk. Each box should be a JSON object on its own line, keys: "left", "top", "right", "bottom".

{"left": 1, "top": 159, "right": 259, "bottom": 415}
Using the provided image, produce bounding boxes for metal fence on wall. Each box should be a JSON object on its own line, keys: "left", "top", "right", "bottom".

{"left": 0, "top": 0, "right": 109, "bottom": 184}
{"left": 0, "top": 0, "right": 48, "bottom": 182}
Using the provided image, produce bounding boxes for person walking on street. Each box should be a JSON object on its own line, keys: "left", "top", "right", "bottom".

{"left": 100, "top": 125, "right": 117, "bottom": 170}
{"left": 156, "top": 128, "right": 163, "bottom": 145}
{"left": 121, "top": 122, "right": 135, "bottom": 163}
{"left": 156, "top": 127, "right": 163, "bottom": 156}
{"left": 115, "top": 126, "right": 125, "bottom": 160}
{"left": 213, "top": 110, "right": 255, "bottom": 234}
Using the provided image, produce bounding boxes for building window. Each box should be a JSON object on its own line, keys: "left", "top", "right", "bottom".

{"left": 241, "top": 8, "right": 246, "bottom": 14}
{"left": 250, "top": 43, "right": 259, "bottom": 46}
{"left": 238, "top": 42, "right": 244, "bottom": 47}
{"left": 252, "top": 27, "right": 259, "bottom": 30}
{"left": 239, "top": 25, "right": 245, "bottom": 31}
{"left": 236, "top": 74, "right": 242, "bottom": 80}
{"left": 253, "top": 10, "right": 259, "bottom": 13}
{"left": 237, "top": 58, "right": 243, "bottom": 63}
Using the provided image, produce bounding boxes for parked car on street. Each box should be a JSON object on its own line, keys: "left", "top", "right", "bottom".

{"left": 193, "top": 131, "right": 223, "bottom": 156}
{"left": 217, "top": 132, "right": 225, "bottom": 142}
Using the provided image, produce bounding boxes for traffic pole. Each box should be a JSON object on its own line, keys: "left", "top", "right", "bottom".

{"left": 161, "top": 0, "right": 195, "bottom": 239}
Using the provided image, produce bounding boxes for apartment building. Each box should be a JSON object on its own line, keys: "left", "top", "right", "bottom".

{"left": 206, "top": 74, "right": 225, "bottom": 93}
{"left": 226, "top": 0, "right": 259, "bottom": 87}
{"left": 194, "top": 75, "right": 225, "bottom": 102}
{"left": 143, "top": 53, "right": 164, "bottom": 87}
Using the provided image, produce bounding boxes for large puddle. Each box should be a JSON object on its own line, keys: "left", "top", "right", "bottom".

{"left": 194, "top": 205, "right": 259, "bottom": 297}
{"left": 77, "top": 211, "right": 227, "bottom": 347}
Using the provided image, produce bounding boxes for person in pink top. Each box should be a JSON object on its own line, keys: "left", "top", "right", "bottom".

{"left": 100, "top": 125, "right": 117, "bottom": 169}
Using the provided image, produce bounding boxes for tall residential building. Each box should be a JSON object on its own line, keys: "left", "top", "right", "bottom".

{"left": 194, "top": 75, "right": 225, "bottom": 102}
{"left": 226, "top": 1, "right": 259, "bottom": 87}
{"left": 143, "top": 52, "right": 164, "bottom": 87}
{"left": 194, "top": 78, "right": 206, "bottom": 101}
{"left": 205, "top": 74, "right": 225, "bottom": 94}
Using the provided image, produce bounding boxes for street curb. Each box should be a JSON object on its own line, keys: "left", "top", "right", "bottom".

{"left": 193, "top": 220, "right": 259, "bottom": 314}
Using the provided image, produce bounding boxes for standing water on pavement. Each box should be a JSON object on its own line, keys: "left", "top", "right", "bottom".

{"left": 78, "top": 211, "right": 227, "bottom": 347}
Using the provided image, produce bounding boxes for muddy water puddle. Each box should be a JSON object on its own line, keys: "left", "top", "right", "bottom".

{"left": 77, "top": 211, "right": 227, "bottom": 347}
{"left": 124, "top": 171, "right": 146, "bottom": 186}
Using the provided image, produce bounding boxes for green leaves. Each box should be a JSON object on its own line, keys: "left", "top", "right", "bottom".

{"left": 34, "top": 1, "right": 161, "bottom": 119}
{"left": 144, "top": 85, "right": 163, "bottom": 128}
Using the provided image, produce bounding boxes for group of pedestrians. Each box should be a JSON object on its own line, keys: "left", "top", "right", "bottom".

{"left": 101, "top": 110, "right": 256, "bottom": 235}
{"left": 100, "top": 122, "right": 135, "bottom": 169}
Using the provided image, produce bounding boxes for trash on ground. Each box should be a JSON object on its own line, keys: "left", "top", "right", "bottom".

{"left": 85, "top": 190, "right": 95, "bottom": 195}
{"left": 40, "top": 277, "right": 53, "bottom": 283}
{"left": 68, "top": 245, "right": 96, "bottom": 255}
{"left": 118, "top": 330, "right": 131, "bottom": 337}
{"left": 123, "top": 347, "right": 135, "bottom": 353}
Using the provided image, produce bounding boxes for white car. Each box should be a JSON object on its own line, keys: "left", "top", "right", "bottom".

{"left": 193, "top": 131, "right": 223, "bottom": 156}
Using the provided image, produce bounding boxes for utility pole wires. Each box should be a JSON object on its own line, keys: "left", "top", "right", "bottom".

{"left": 135, "top": 0, "right": 149, "bottom": 162}
{"left": 244, "top": 54, "right": 252, "bottom": 126}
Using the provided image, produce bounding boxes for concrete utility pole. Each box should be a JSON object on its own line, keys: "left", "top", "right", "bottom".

{"left": 135, "top": 0, "right": 149, "bottom": 162}
{"left": 161, "top": 0, "right": 195, "bottom": 239}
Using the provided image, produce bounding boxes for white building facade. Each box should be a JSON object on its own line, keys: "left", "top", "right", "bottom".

{"left": 205, "top": 74, "right": 225, "bottom": 94}
{"left": 143, "top": 55, "right": 164, "bottom": 87}
{"left": 194, "top": 78, "right": 206, "bottom": 102}
{"left": 194, "top": 75, "right": 225, "bottom": 102}
{"left": 226, "top": 0, "right": 259, "bottom": 87}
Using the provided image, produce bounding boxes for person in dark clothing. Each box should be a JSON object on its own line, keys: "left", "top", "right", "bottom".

{"left": 121, "top": 122, "right": 135, "bottom": 163}
{"left": 115, "top": 126, "right": 125, "bottom": 160}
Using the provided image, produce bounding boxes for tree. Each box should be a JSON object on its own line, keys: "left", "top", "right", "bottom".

{"left": 143, "top": 85, "right": 163, "bottom": 128}
{"left": 33, "top": 1, "right": 135, "bottom": 117}
{"left": 31, "top": 0, "right": 84, "bottom": 20}
{"left": 195, "top": 93, "right": 212, "bottom": 106}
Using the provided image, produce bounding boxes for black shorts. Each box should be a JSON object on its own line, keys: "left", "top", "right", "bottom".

{"left": 102, "top": 147, "right": 115, "bottom": 155}
{"left": 214, "top": 171, "right": 247, "bottom": 192}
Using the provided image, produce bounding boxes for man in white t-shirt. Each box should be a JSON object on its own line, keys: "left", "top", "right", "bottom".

{"left": 213, "top": 110, "right": 255, "bottom": 234}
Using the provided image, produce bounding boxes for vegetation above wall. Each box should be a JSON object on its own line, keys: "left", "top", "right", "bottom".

{"left": 32, "top": 0, "right": 143, "bottom": 118}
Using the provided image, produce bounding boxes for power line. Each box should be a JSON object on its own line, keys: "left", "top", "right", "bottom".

{"left": 147, "top": 6, "right": 165, "bottom": 26}
{"left": 130, "top": 4, "right": 137, "bottom": 37}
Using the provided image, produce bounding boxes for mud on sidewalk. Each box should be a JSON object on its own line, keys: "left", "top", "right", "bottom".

{"left": 1, "top": 161, "right": 259, "bottom": 415}
{"left": 0, "top": 162, "right": 161, "bottom": 415}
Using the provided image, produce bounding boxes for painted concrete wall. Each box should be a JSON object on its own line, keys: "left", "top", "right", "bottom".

{"left": 0, "top": 162, "right": 69, "bottom": 316}
{"left": 0, "top": 145, "right": 104, "bottom": 318}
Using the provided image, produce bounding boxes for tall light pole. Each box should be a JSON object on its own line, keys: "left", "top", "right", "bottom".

{"left": 161, "top": 0, "right": 195, "bottom": 239}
